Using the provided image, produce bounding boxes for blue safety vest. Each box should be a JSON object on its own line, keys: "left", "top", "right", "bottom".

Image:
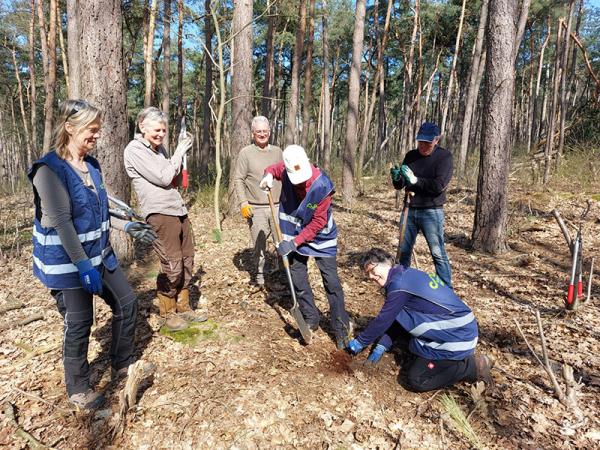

{"left": 279, "top": 169, "right": 337, "bottom": 257}
{"left": 28, "top": 151, "right": 117, "bottom": 289}
{"left": 388, "top": 268, "right": 478, "bottom": 360}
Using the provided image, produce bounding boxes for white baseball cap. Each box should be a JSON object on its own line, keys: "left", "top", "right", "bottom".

{"left": 283, "top": 145, "right": 312, "bottom": 185}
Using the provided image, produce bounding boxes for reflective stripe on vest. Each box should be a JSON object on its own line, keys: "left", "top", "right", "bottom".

{"left": 33, "top": 254, "right": 103, "bottom": 275}
{"left": 32, "top": 220, "right": 110, "bottom": 246}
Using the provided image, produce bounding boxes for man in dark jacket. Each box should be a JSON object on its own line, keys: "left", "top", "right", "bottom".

{"left": 347, "top": 248, "right": 493, "bottom": 392}
{"left": 391, "top": 122, "right": 453, "bottom": 287}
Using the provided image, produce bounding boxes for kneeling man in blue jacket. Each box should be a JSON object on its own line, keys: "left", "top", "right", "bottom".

{"left": 347, "top": 248, "right": 493, "bottom": 392}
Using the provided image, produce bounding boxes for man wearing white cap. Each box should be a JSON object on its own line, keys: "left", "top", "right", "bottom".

{"left": 260, "top": 145, "right": 352, "bottom": 349}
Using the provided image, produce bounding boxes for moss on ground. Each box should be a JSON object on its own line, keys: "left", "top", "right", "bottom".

{"left": 159, "top": 319, "right": 242, "bottom": 345}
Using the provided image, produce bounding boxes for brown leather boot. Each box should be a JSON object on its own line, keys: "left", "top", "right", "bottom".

{"left": 157, "top": 293, "right": 188, "bottom": 331}
{"left": 176, "top": 289, "right": 208, "bottom": 323}
{"left": 176, "top": 288, "right": 192, "bottom": 313}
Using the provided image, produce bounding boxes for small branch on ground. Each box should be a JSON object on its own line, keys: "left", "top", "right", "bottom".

{"left": 585, "top": 257, "right": 595, "bottom": 304}
{"left": 552, "top": 209, "right": 572, "bottom": 250}
{"left": 514, "top": 311, "right": 581, "bottom": 411}
{"left": 0, "top": 313, "right": 44, "bottom": 332}
{"left": 2, "top": 401, "right": 55, "bottom": 449}
{"left": 0, "top": 301, "right": 24, "bottom": 314}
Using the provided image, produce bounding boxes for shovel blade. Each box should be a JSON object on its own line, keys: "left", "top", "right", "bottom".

{"left": 290, "top": 304, "right": 312, "bottom": 344}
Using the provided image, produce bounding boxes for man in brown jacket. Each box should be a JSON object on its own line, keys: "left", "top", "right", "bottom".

{"left": 124, "top": 107, "right": 203, "bottom": 330}
{"left": 233, "top": 116, "right": 283, "bottom": 286}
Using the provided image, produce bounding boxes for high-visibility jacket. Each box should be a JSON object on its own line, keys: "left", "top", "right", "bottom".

{"left": 279, "top": 170, "right": 337, "bottom": 257}
{"left": 28, "top": 151, "right": 116, "bottom": 289}
{"left": 388, "top": 268, "right": 478, "bottom": 360}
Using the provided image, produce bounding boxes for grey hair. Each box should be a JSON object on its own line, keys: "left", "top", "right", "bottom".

{"left": 136, "top": 107, "right": 168, "bottom": 132}
{"left": 251, "top": 116, "right": 270, "bottom": 131}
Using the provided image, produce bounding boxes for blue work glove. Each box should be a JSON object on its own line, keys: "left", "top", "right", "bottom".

{"left": 347, "top": 339, "right": 364, "bottom": 355}
{"left": 390, "top": 165, "right": 402, "bottom": 183}
{"left": 125, "top": 221, "right": 157, "bottom": 245}
{"left": 401, "top": 165, "right": 417, "bottom": 185}
{"left": 365, "top": 344, "right": 386, "bottom": 366}
{"left": 75, "top": 259, "right": 103, "bottom": 295}
{"left": 277, "top": 239, "right": 296, "bottom": 257}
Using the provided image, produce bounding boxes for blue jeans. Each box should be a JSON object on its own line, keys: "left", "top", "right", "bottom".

{"left": 399, "top": 207, "right": 452, "bottom": 287}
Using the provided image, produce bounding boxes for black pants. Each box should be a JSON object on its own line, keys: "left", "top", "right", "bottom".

{"left": 387, "top": 322, "right": 477, "bottom": 392}
{"left": 289, "top": 253, "right": 350, "bottom": 336}
{"left": 51, "top": 266, "right": 137, "bottom": 396}
{"left": 405, "top": 355, "right": 477, "bottom": 392}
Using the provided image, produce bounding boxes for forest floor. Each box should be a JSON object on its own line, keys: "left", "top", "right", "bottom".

{"left": 1, "top": 173, "right": 600, "bottom": 449}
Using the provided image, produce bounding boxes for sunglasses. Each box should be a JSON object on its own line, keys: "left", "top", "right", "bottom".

{"left": 66, "top": 100, "right": 89, "bottom": 119}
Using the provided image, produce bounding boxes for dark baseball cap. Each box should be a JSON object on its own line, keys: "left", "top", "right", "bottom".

{"left": 416, "top": 122, "right": 440, "bottom": 142}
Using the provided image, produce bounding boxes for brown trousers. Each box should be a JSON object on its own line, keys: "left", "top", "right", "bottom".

{"left": 147, "top": 214, "right": 194, "bottom": 298}
{"left": 248, "top": 205, "right": 278, "bottom": 283}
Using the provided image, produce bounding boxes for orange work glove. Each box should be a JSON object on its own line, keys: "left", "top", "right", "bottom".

{"left": 241, "top": 203, "right": 254, "bottom": 219}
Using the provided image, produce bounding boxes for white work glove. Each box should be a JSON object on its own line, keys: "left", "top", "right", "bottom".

{"left": 175, "top": 132, "right": 193, "bottom": 157}
{"left": 259, "top": 173, "right": 274, "bottom": 191}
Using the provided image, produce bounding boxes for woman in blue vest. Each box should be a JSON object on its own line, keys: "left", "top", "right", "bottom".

{"left": 28, "top": 100, "right": 154, "bottom": 410}
{"left": 347, "top": 248, "right": 493, "bottom": 392}
{"left": 260, "top": 145, "right": 352, "bottom": 349}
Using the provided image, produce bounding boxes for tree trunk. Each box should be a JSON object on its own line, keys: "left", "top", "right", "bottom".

{"left": 357, "top": 0, "right": 392, "bottom": 186}
{"left": 229, "top": 0, "right": 253, "bottom": 209}
{"left": 556, "top": 0, "right": 576, "bottom": 168}
{"left": 11, "top": 46, "right": 32, "bottom": 167}
{"left": 472, "top": 0, "right": 529, "bottom": 254}
{"left": 399, "top": 1, "right": 419, "bottom": 158}
{"left": 66, "top": 0, "right": 79, "bottom": 97}
{"left": 321, "top": 0, "right": 332, "bottom": 172}
{"left": 144, "top": 0, "right": 158, "bottom": 107}
{"left": 74, "top": 0, "right": 131, "bottom": 259}
{"left": 56, "top": 0, "right": 69, "bottom": 95}
{"left": 161, "top": 0, "right": 171, "bottom": 148}
{"left": 458, "top": 0, "right": 489, "bottom": 177}
{"left": 284, "top": 1, "right": 307, "bottom": 146}
{"left": 200, "top": 0, "right": 213, "bottom": 177}
{"left": 543, "top": 19, "right": 563, "bottom": 184}
{"left": 38, "top": 0, "right": 57, "bottom": 153}
{"left": 28, "top": 0, "right": 38, "bottom": 158}
{"left": 177, "top": 0, "right": 184, "bottom": 120}
{"left": 300, "top": 0, "right": 316, "bottom": 151}
{"left": 261, "top": 1, "right": 275, "bottom": 117}
{"left": 440, "top": 0, "right": 467, "bottom": 136}
{"left": 341, "top": 0, "right": 366, "bottom": 206}
{"left": 529, "top": 18, "right": 551, "bottom": 153}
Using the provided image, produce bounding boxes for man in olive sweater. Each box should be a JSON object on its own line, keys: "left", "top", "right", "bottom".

{"left": 233, "top": 116, "right": 283, "bottom": 286}
{"left": 391, "top": 122, "right": 453, "bottom": 287}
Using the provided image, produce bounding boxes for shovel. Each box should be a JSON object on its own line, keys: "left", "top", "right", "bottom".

{"left": 267, "top": 189, "right": 313, "bottom": 344}
{"left": 395, "top": 189, "right": 414, "bottom": 262}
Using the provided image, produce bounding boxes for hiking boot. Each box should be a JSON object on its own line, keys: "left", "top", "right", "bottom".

{"left": 176, "top": 289, "right": 192, "bottom": 313}
{"left": 157, "top": 293, "right": 188, "bottom": 331}
{"left": 69, "top": 390, "right": 105, "bottom": 411}
{"left": 163, "top": 314, "right": 188, "bottom": 331}
{"left": 179, "top": 311, "right": 208, "bottom": 323}
{"left": 474, "top": 353, "right": 495, "bottom": 385}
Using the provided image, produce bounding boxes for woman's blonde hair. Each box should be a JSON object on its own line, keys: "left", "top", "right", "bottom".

{"left": 52, "top": 99, "right": 102, "bottom": 159}
{"left": 136, "top": 107, "right": 167, "bottom": 135}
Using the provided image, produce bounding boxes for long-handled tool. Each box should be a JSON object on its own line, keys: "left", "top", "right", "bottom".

{"left": 267, "top": 189, "right": 313, "bottom": 344}
{"left": 179, "top": 117, "right": 189, "bottom": 190}
{"left": 395, "top": 189, "right": 414, "bottom": 263}
{"left": 108, "top": 195, "right": 144, "bottom": 222}
{"left": 567, "top": 232, "right": 580, "bottom": 306}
